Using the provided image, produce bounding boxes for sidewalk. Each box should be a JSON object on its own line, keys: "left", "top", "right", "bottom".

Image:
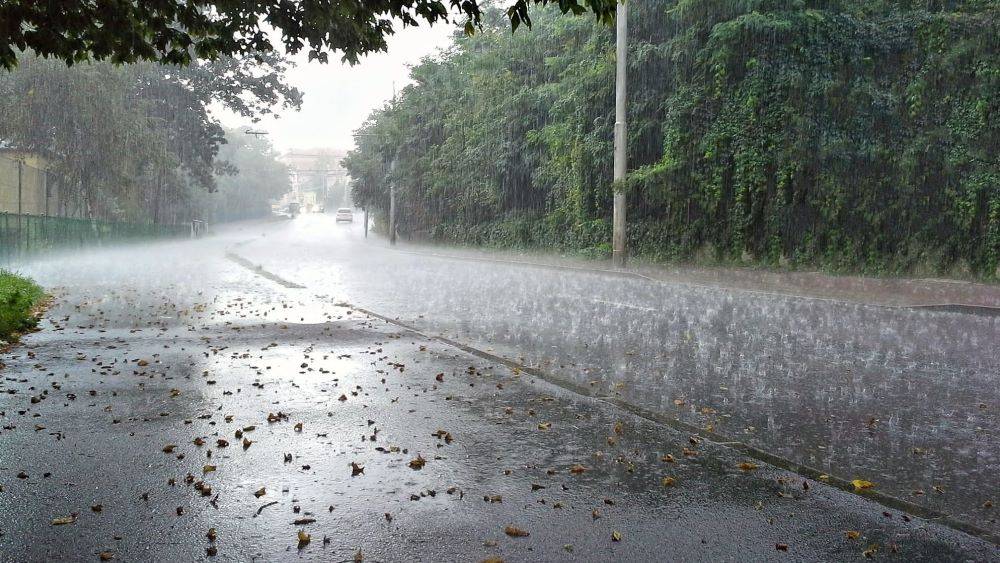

{"left": 390, "top": 240, "right": 1000, "bottom": 310}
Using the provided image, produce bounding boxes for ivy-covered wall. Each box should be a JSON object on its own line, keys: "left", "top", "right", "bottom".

{"left": 346, "top": 1, "right": 1000, "bottom": 278}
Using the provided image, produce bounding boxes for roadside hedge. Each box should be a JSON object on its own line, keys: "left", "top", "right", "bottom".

{"left": 0, "top": 271, "right": 43, "bottom": 343}
{"left": 346, "top": 1, "right": 1000, "bottom": 278}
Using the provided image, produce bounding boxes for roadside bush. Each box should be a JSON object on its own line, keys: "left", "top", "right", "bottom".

{"left": 0, "top": 271, "right": 43, "bottom": 343}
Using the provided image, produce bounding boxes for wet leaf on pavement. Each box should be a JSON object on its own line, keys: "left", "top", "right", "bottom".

{"left": 504, "top": 526, "right": 529, "bottom": 537}
{"left": 409, "top": 454, "right": 426, "bottom": 469}
{"left": 852, "top": 479, "right": 875, "bottom": 491}
{"left": 51, "top": 515, "right": 76, "bottom": 525}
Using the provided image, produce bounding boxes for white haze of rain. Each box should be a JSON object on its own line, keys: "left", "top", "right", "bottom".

{"left": 209, "top": 24, "right": 454, "bottom": 152}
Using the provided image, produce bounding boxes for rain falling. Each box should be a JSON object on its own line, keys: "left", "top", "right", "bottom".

{"left": 0, "top": 1, "right": 997, "bottom": 561}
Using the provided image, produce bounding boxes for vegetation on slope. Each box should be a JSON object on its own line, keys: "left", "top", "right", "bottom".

{"left": 346, "top": 0, "right": 1000, "bottom": 278}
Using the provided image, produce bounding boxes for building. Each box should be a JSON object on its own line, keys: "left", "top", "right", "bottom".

{"left": 277, "top": 149, "right": 351, "bottom": 212}
{"left": 0, "top": 148, "right": 60, "bottom": 216}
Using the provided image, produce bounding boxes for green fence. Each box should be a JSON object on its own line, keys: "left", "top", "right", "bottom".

{"left": 0, "top": 212, "right": 190, "bottom": 264}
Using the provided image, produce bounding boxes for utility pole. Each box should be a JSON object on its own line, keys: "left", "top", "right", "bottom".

{"left": 17, "top": 159, "right": 23, "bottom": 216}
{"left": 17, "top": 159, "right": 23, "bottom": 256}
{"left": 390, "top": 85, "right": 398, "bottom": 247}
{"left": 388, "top": 157, "right": 397, "bottom": 246}
{"left": 612, "top": 0, "right": 628, "bottom": 268}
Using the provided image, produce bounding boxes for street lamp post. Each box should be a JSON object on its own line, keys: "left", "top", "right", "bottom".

{"left": 388, "top": 157, "right": 398, "bottom": 246}
{"left": 612, "top": 0, "right": 628, "bottom": 268}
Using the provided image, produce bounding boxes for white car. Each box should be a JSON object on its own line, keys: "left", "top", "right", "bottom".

{"left": 335, "top": 208, "right": 353, "bottom": 222}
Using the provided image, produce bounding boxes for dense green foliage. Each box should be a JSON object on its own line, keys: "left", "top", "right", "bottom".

{"left": 0, "top": 52, "right": 300, "bottom": 224}
{"left": 0, "top": 0, "right": 616, "bottom": 70}
{"left": 0, "top": 270, "right": 42, "bottom": 343}
{"left": 346, "top": 1, "right": 1000, "bottom": 277}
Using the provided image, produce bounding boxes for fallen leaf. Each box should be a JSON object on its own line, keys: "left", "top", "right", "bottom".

{"left": 739, "top": 462, "right": 759, "bottom": 471}
{"left": 661, "top": 476, "right": 676, "bottom": 487}
{"left": 852, "top": 479, "right": 875, "bottom": 491}
{"left": 297, "top": 530, "right": 311, "bottom": 547}
{"left": 504, "top": 526, "right": 529, "bottom": 538}
{"left": 293, "top": 518, "right": 316, "bottom": 525}
{"left": 845, "top": 530, "right": 861, "bottom": 540}
{"left": 611, "top": 530, "right": 622, "bottom": 542}
{"left": 409, "top": 455, "right": 426, "bottom": 470}
{"left": 254, "top": 487, "right": 266, "bottom": 498}
{"left": 51, "top": 515, "right": 76, "bottom": 526}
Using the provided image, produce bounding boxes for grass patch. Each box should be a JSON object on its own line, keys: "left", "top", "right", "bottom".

{"left": 0, "top": 270, "right": 44, "bottom": 343}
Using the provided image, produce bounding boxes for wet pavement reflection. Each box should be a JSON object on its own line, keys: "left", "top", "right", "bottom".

{"left": 2, "top": 218, "right": 997, "bottom": 560}
{"left": 241, "top": 214, "right": 999, "bottom": 533}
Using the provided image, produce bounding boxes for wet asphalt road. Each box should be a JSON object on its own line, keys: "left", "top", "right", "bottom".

{"left": 239, "top": 215, "right": 999, "bottom": 535}
{"left": 0, "top": 217, "right": 997, "bottom": 561}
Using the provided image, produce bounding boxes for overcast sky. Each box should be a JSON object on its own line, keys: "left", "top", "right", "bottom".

{"left": 212, "top": 23, "right": 455, "bottom": 154}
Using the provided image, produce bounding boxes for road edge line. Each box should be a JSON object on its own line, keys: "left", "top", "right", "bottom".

{"left": 225, "top": 252, "right": 306, "bottom": 289}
